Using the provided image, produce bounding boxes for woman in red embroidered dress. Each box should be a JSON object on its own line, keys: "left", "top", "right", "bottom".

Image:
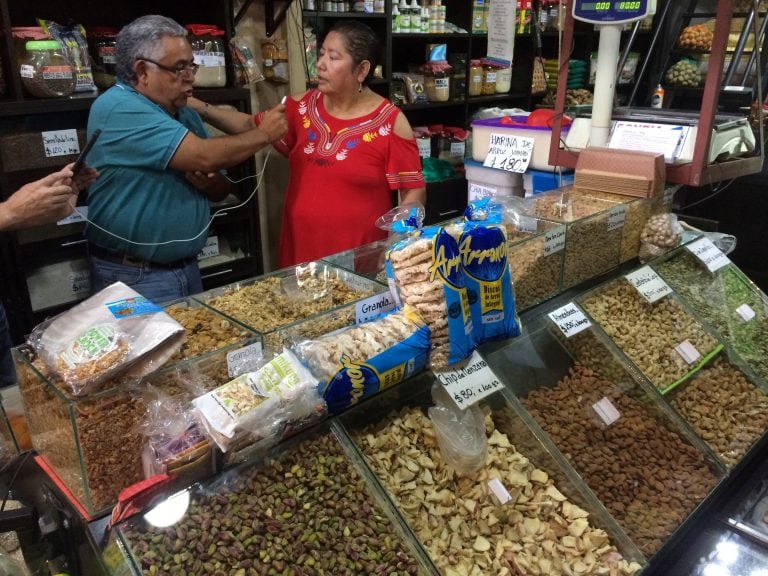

{"left": 267, "top": 21, "right": 425, "bottom": 267}
{"left": 189, "top": 21, "right": 425, "bottom": 267}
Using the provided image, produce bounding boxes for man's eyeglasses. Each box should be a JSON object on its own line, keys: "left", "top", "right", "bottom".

{"left": 138, "top": 57, "right": 199, "bottom": 78}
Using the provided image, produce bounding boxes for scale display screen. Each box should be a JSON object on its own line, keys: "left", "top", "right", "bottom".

{"left": 573, "top": 0, "right": 654, "bottom": 24}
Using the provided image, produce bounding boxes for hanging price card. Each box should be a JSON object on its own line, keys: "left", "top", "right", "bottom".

{"left": 436, "top": 350, "right": 505, "bottom": 409}
{"left": 483, "top": 133, "right": 534, "bottom": 173}
{"left": 543, "top": 225, "right": 566, "bottom": 255}
{"left": 625, "top": 266, "right": 672, "bottom": 303}
{"left": 736, "top": 303, "right": 756, "bottom": 323}
{"left": 592, "top": 397, "right": 621, "bottom": 426}
{"left": 548, "top": 302, "right": 592, "bottom": 338}
{"left": 607, "top": 205, "right": 627, "bottom": 232}
{"left": 356, "top": 291, "right": 396, "bottom": 324}
{"left": 42, "top": 129, "right": 79, "bottom": 157}
{"left": 197, "top": 235, "right": 220, "bottom": 260}
{"left": 686, "top": 237, "right": 730, "bottom": 273}
{"left": 227, "top": 342, "right": 264, "bottom": 378}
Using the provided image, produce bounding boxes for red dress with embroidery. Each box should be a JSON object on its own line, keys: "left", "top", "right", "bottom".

{"left": 261, "top": 90, "right": 424, "bottom": 268}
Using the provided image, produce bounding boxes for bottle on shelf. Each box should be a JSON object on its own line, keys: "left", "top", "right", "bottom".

{"left": 399, "top": 0, "right": 411, "bottom": 32}
{"left": 410, "top": 0, "right": 421, "bottom": 33}
{"left": 391, "top": 2, "right": 401, "bottom": 33}
{"left": 651, "top": 84, "right": 664, "bottom": 109}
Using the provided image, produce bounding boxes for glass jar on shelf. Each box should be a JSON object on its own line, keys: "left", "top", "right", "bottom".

{"left": 422, "top": 61, "right": 452, "bottom": 103}
{"left": 185, "top": 24, "right": 227, "bottom": 88}
{"left": 468, "top": 59, "right": 483, "bottom": 96}
{"left": 481, "top": 60, "right": 499, "bottom": 95}
{"left": 495, "top": 65, "right": 512, "bottom": 94}
{"left": 19, "top": 40, "right": 76, "bottom": 98}
{"left": 86, "top": 26, "right": 118, "bottom": 89}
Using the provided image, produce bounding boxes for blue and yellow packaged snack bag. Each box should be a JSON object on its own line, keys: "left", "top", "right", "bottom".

{"left": 386, "top": 226, "right": 475, "bottom": 368}
{"left": 461, "top": 198, "right": 522, "bottom": 343}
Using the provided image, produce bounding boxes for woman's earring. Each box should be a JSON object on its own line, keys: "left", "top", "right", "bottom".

{"left": 358, "top": 82, "right": 363, "bottom": 93}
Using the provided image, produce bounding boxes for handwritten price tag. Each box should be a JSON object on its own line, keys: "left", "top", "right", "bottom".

{"left": 548, "top": 302, "right": 591, "bottom": 338}
{"left": 57, "top": 206, "right": 88, "bottom": 226}
{"left": 607, "top": 205, "right": 627, "bottom": 232}
{"left": 543, "top": 225, "right": 566, "bottom": 255}
{"left": 197, "top": 235, "right": 220, "bottom": 260}
{"left": 436, "top": 350, "right": 505, "bottom": 409}
{"left": 42, "top": 129, "right": 80, "bottom": 157}
{"left": 687, "top": 237, "right": 730, "bottom": 273}
{"left": 68, "top": 270, "right": 91, "bottom": 297}
{"left": 356, "top": 291, "right": 396, "bottom": 324}
{"left": 482, "top": 132, "right": 534, "bottom": 173}
{"left": 625, "top": 266, "right": 672, "bottom": 303}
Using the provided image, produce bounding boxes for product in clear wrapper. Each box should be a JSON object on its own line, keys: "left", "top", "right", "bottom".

{"left": 38, "top": 19, "right": 96, "bottom": 92}
{"left": 294, "top": 307, "right": 430, "bottom": 413}
{"left": 639, "top": 212, "right": 683, "bottom": 262}
{"left": 461, "top": 198, "right": 522, "bottom": 343}
{"left": 29, "top": 282, "right": 185, "bottom": 396}
{"left": 193, "top": 349, "right": 322, "bottom": 452}
{"left": 386, "top": 226, "right": 475, "bottom": 369}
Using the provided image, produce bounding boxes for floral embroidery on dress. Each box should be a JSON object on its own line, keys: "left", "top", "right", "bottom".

{"left": 298, "top": 100, "right": 308, "bottom": 115}
{"left": 362, "top": 131, "right": 378, "bottom": 143}
{"left": 304, "top": 143, "right": 315, "bottom": 154}
{"left": 302, "top": 116, "right": 311, "bottom": 129}
{"left": 346, "top": 139, "right": 360, "bottom": 149}
{"left": 378, "top": 124, "right": 391, "bottom": 137}
{"left": 336, "top": 149, "right": 348, "bottom": 161}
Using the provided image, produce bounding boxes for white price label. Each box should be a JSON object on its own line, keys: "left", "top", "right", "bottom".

{"left": 517, "top": 215, "right": 538, "bottom": 234}
{"left": 450, "top": 141, "right": 465, "bottom": 158}
{"left": 436, "top": 350, "right": 505, "bottom": 409}
{"left": 356, "top": 291, "right": 396, "bottom": 324}
{"left": 674, "top": 339, "right": 701, "bottom": 365}
{"left": 687, "top": 237, "right": 730, "bottom": 273}
{"left": 548, "top": 302, "right": 591, "bottom": 338}
{"left": 483, "top": 132, "right": 534, "bottom": 173}
{"left": 543, "top": 225, "right": 566, "bottom": 255}
{"left": 197, "top": 235, "right": 220, "bottom": 260}
{"left": 226, "top": 342, "right": 264, "bottom": 378}
{"left": 487, "top": 478, "right": 512, "bottom": 505}
{"left": 468, "top": 183, "right": 498, "bottom": 202}
{"left": 42, "top": 129, "right": 80, "bottom": 157}
{"left": 416, "top": 138, "right": 431, "bottom": 158}
{"left": 57, "top": 206, "right": 88, "bottom": 225}
{"left": 607, "top": 205, "right": 627, "bottom": 232}
{"left": 592, "top": 397, "right": 621, "bottom": 426}
{"left": 625, "top": 266, "right": 672, "bottom": 303}
{"left": 68, "top": 270, "right": 91, "bottom": 297}
{"left": 736, "top": 303, "right": 756, "bottom": 322}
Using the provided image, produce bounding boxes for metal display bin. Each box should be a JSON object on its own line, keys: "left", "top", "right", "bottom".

{"left": 194, "top": 261, "right": 388, "bottom": 355}
{"left": 109, "top": 421, "right": 436, "bottom": 576}
{"left": 339, "top": 371, "right": 645, "bottom": 575}
{"left": 485, "top": 319, "right": 725, "bottom": 559}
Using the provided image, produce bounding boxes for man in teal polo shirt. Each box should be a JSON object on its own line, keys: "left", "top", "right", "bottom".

{"left": 85, "top": 14, "right": 287, "bottom": 304}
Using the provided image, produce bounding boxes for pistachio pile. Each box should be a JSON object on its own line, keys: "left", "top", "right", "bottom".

{"left": 121, "top": 431, "right": 425, "bottom": 575}
{"left": 653, "top": 252, "right": 768, "bottom": 382}
{"left": 579, "top": 279, "right": 719, "bottom": 390}
{"left": 521, "top": 364, "right": 719, "bottom": 556}
{"left": 668, "top": 356, "right": 768, "bottom": 468}
{"left": 353, "top": 405, "right": 642, "bottom": 575}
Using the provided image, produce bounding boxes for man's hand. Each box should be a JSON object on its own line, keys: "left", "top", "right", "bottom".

{"left": 0, "top": 167, "right": 81, "bottom": 231}
{"left": 185, "top": 170, "right": 232, "bottom": 203}
{"left": 257, "top": 102, "right": 288, "bottom": 143}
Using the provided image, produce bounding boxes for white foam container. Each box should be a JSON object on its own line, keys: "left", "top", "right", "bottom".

{"left": 464, "top": 159, "right": 524, "bottom": 201}
{"left": 471, "top": 116, "right": 569, "bottom": 172}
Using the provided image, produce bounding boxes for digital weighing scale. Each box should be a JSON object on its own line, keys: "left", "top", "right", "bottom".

{"left": 569, "top": 0, "right": 755, "bottom": 163}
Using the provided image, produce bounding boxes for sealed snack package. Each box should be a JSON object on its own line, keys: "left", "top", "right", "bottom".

{"left": 29, "top": 282, "right": 184, "bottom": 396}
{"left": 428, "top": 382, "right": 487, "bottom": 475}
{"left": 193, "top": 350, "right": 322, "bottom": 452}
{"left": 639, "top": 212, "right": 684, "bottom": 263}
{"left": 461, "top": 198, "right": 522, "bottom": 343}
{"left": 293, "top": 307, "right": 430, "bottom": 414}
{"left": 386, "top": 226, "right": 475, "bottom": 369}
{"left": 138, "top": 390, "right": 213, "bottom": 484}
{"left": 38, "top": 19, "right": 96, "bottom": 92}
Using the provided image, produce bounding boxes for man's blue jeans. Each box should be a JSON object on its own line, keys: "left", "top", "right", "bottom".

{"left": 89, "top": 255, "right": 204, "bottom": 306}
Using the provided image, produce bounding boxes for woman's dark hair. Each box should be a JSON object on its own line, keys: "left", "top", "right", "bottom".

{"left": 326, "top": 20, "right": 381, "bottom": 85}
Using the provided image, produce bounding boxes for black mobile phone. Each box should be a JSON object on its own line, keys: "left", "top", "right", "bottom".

{"left": 72, "top": 128, "right": 101, "bottom": 176}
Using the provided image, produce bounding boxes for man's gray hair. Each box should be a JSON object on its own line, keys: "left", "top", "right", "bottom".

{"left": 115, "top": 15, "right": 187, "bottom": 85}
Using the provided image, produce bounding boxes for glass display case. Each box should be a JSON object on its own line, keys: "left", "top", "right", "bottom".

{"left": 651, "top": 244, "right": 768, "bottom": 383}
{"left": 526, "top": 188, "right": 624, "bottom": 290}
{"left": 339, "top": 371, "right": 645, "bottom": 575}
{"left": 485, "top": 318, "right": 725, "bottom": 559}
{"left": 109, "top": 422, "right": 436, "bottom": 576}
{"left": 11, "top": 300, "right": 261, "bottom": 516}
{"left": 194, "top": 261, "right": 388, "bottom": 355}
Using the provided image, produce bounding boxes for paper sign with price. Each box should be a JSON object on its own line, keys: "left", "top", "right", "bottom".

{"left": 625, "top": 266, "right": 672, "bottom": 303}
{"left": 436, "top": 350, "right": 505, "bottom": 409}
{"left": 42, "top": 129, "right": 80, "bottom": 157}
{"left": 687, "top": 237, "right": 730, "bottom": 273}
{"left": 548, "top": 302, "right": 591, "bottom": 338}
{"left": 483, "top": 132, "right": 534, "bottom": 173}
